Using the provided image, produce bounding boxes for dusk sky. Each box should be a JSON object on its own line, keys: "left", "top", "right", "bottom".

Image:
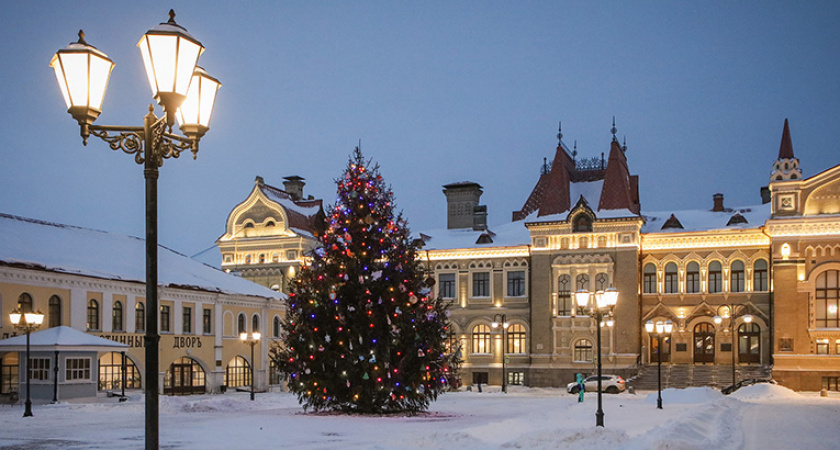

{"left": 1, "top": 1, "right": 838, "bottom": 259}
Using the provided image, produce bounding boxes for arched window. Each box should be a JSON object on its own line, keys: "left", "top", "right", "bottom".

{"left": 135, "top": 302, "right": 145, "bottom": 332}
{"left": 560, "top": 237, "right": 569, "bottom": 249}
{"left": 471, "top": 325, "right": 491, "bottom": 354}
{"left": 578, "top": 236, "right": 589, "bottom": 249}
{"left": 252, "top": 314, "right": 260, "bottom": 333}
{"left": 664, "top": 262, "right": 679, "bottom": 294}
{"left": 164, "top": 357, "right": 206, "bottom": 395}
{"left": 245, "top": 254, "right": 252, "bottom": 264}
{"left": 557, "top": 275, "right": 572, "bottom": 316}
{"left": 816, "top": 270, "right": 839, "bottom": 328}
{"left": 271, "top": 253, "right": 280, "bottom": 263}
{"left": 753, "top": 260, "right": 768, "bottom": 292}
{"left": 576, "top": 274, "right": 590, "bottom": 292}
{"left": 643, "top": 263, "right": 657, "bottom": 294}
{"left": 686, "top": 262, "right": 700, "bottom": 293}
{"left": 224, "top": 356, "right": 251, "bottom": 388}
{"left": 597, "top": 236, "right": 607, "bottom": 248}
{"left": 595, "top": 273, "right": 609, "bottom": 291}
{"left": 258, "top": 254, "right": 265, "bottom": 264}
{"left": 98, "top": 352, "right": 140, "bottom": 391}
{"left": 49, "top": 295, "right": 62, "bottom": 328}
{"left": 273, "top": 316, "right": 281, "bottom": 338}
{"left": 18, "top": 293, "right": 33, "bottom": 313}
{"left": 112, "top": 301, "right": 124, "bottom": 331}
{"left": 506, "top": 324, "right": 526, "bottom": 354}
{"left": 573, "top": 339, "right": 593, "bottom": 362}
{"left": 237, "top": 313, "right": 246, "bottom": 335}
{"left": 730, "top": 260, "right": 745, "bottom": 293}
{"left": 87, "top": 299, "right": 100, "bottom": 331}
{"left": 708, "top": 261, "right": 722, "bottom": 293}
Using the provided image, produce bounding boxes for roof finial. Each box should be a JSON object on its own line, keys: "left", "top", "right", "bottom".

{"left": 610, "top": 116, "right": 618, "bottom": 142}
{"left": 572, "top": 140, "right": 578, "bottom": 159}
{"left": 557, "top": 121, "right": 563, "bottom": 145}
{"left": 168, "top": 9, "right": 177, "bottom": 24}
{"left": 622, "top": 135, "right": 627, "bottom": 152}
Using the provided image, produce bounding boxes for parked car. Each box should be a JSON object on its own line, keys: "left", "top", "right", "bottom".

{"left": 721, "top": 378, "right": 777, "bottom": 395}
{"left": 566, "top": 375, "right": 626, "bottom": 394}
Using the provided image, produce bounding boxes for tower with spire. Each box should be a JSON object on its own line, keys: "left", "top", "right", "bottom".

{"left": 770, "top": 118, "right": 802, "bottom": 181}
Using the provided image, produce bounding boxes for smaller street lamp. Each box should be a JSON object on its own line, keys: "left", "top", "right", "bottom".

{"left": 10, "top": 307, "right": 45, "bottom": 417}
{"left": 714, "top": 306, "right": 753, "bottom": 386}
{"left": 575, "top": 286, "right": 618, "bottom": 428}
{"left": 645, "top": 319, "right": 673, "bottom": 409}
{"left": 240, "top": 332, "right": 261, "bottom": 401}
{"left": 491, "top": 314, "right": 509, "bottom": 393}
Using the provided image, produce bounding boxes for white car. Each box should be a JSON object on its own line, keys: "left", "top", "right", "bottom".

{"left": 566, "top": 374, "right": 626, "bottom": 394}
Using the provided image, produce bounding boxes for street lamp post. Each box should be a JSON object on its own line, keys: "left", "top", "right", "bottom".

{"left": 51, "top": 10, "right": 220, "bottom": 450}
{"left": 575, "top": 287, "right": 618, "bottom": 428}
{"left": 645, "top": 320, "right": 673, "bottom": 409}
{"left": 714, "top": 306, "right": 753, "bottom": 387}
{"left": 240, "top": 332, "right": 261, "bottom": 401}
{"left": 491, "top": 314, "right": 509, "bottom": 393}
{"left": 10, "top": 307, "right": 45, "bottom": 417}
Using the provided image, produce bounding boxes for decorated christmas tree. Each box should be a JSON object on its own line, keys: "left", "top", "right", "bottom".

{"left": 274, "top": 147, "right": 457, "bottom": 414}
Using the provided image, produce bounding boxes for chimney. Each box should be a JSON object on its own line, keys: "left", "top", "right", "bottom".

{"left": 712, "top": 193, "right": 725, "bottom": 212}
{"left": 442, "top": 182, "right": 484, "bottom": 230}
{"left": 283, "top": 176, "right": 306, "bottom": 200}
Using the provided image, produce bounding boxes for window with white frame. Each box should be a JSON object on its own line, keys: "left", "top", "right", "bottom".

{"left": 66, "top": 358, "right": 91, "bottom": 381}
{"left": 29, "top": 358, "right": 50, "bottom": 381}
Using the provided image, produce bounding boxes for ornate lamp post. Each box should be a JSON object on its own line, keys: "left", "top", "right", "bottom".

{"left": 10, "top": 307, "right": 45, "bottom": 417}
{"left": 714, "top": 305, "right": 753, "bottom": 386}
{"left": 491, "top": 314, "right": 509, "bottom": 393}
{"left": 51, "top": 10, "right": 220, "bottom": 450}
{"left": 575, "top": 287, "right": 618, "bottom": 427}
{"left": 645, "top": 319, "right": 673, "bottom": 409}
{"left": 240, "top": 332, "right": 261, "bottom": 401}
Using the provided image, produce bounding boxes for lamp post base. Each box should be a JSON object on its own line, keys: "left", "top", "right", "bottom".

{"left": 23, "top": 400, "right": 33, "bottom": 417}
{"left": 595, "top": 410, "right": 604, "bottom": 427}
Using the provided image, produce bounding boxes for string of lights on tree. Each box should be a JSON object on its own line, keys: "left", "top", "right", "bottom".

{"left": 274, "top": 147, "right": 458, "bottom": 414}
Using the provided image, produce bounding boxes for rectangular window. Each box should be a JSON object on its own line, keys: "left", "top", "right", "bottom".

{"left": 676, "top": 343, "right": 688, "bottom": 352}
{"left": 29, "top": 358, "right": 51, "bottom": 381}
{"left": 731, "top": 270, "right": 745, "bottom": 293}
{"left": 507, "top": 271, "right": 526, "bottom": 297}
{"left": 472, "top": 372, "right": 488, "bottom": 385}
{"left": 664, "top": 272, "right": 679, "bottom": 294}
{"left": 438, "top": 273, "right": 456, "bottom": 299}
{"left": 754, "top": 269, "right": 768, "bottom": 292}
{"left": 66, "top": 358, "right": 91, "bottom": 381}
{"left": 817, "top": 339, "right": 830, "bottom": 355}
{"left": 183, "top": 307, "right": 192, "bottom": 334}
{"left": 203, "top": 309, "right": 212, "bottom": 335}
{"left": 686, "top": 272, "right": 700, "bottom": 293}
{"left": 472, "top": 272, "right": 490, "bottom": 297}
{"left": 824, "top": 377, "right": 839, "bottom": 392}
{"left": 643, "top": 273, "right": 656, "bottom": 294}
{"left": 708, "top": 271, "right": 722, "bottom": 293}
{"left": 507, "top": 371, "right": 524, "bottom": 386}
{"left": 286, "top": 250, "right": 298, "bottom": 260}
{"left": 160, "top": 305, "right": 171, "bottom": 333}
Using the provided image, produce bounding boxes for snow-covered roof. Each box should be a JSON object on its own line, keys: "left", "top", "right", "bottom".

{"left": 0, "top": 213, "right": 283, "bottom": 300}
{"left": 641, "top": 203, "right": 771, "bottom": 233}
{"left": 0, "top": 326, "right": 128, "bottom": 352}
{"left": 417, "top": 221, "right": 531, "bottom": 250}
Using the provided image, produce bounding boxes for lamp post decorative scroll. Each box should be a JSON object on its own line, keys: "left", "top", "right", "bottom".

{"left": 645, "top": 319, "right": 673, "bottom": 409}
{"left": 10, "top": 307, "right": 44, "bottom": 417}
{"left": 574, "top": 286, "right": 618, "bottom": 428}
{"left": 491, "top": 314, "right": 509, "bottom": 393}
{"left": 51, "top": 10, "right": 220, "bottom": 450}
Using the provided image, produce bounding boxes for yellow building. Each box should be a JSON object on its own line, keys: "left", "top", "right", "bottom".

{"left": 0, "top": 213, "right": 284, "bottom": 399}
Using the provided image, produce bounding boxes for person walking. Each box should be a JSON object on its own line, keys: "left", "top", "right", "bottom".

{"left": 576, "top": 373, "right": 585, "bottom": 403}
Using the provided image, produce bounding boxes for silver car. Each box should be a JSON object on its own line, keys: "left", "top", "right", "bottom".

{"left": 566, "top": 374, "right": 626, "bottom": 394}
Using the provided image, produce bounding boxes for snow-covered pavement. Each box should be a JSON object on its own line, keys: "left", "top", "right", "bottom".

{"left": 1, "top": 384, "right": 838, "bottom": 449}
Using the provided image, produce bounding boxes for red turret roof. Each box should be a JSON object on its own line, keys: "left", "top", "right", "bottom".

{"left": 778, "top": 118, "right": 795, "bottom": 159}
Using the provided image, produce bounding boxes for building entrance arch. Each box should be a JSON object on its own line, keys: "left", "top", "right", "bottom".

{"left": 164, "top": 357, "right": 206, "bottom": 395}
{"left": 693, "top": 323, "right": 715, "bottom": 364}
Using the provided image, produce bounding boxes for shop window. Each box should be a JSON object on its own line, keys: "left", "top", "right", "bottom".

{"left": 1, "top": 353, "right": 19, "bottom": 394}
{"left": 507, "top": 371, "right": 524, "bottom": 385}
{"left": 824, "top": 377, "right": 840, "bottom": 392}
{"left": 98, "top": 352, "right": 141, "bottom": 391}
{"left": 224, "top": 356, "right": 251, "bottom": 388}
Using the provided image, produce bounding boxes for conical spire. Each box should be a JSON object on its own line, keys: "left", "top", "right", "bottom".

{"left": 778, "top": 118, "right": 795, "bottom": 159}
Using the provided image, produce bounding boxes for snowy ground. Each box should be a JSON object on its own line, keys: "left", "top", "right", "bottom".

{"left": 1, "top": 385, "right": 839, "bottom": 449}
